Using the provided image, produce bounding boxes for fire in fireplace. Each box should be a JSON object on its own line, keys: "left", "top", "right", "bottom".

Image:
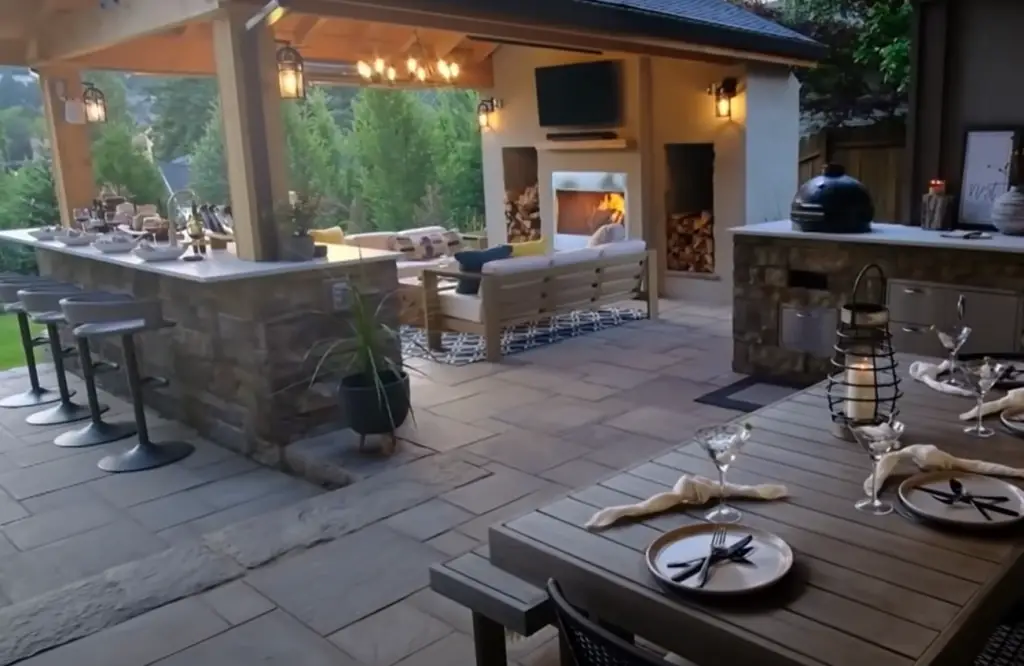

{"left": 552, "top": 171, "right": 628, "bottom": 250}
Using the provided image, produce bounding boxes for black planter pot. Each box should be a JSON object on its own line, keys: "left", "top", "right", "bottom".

{"left": 338, "top": 370, "right": 411, "bottom": 449}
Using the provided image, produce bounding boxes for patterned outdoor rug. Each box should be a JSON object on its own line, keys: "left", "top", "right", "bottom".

{"left": 401, "top": 307, "right": 647, "bottom": 366}
{"left": 694, "top": 375, "right": 815, "bottom": 413}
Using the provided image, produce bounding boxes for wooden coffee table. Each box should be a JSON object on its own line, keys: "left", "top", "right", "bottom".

{"left": 397, "top": 276, "right": 457, "bottom": 329}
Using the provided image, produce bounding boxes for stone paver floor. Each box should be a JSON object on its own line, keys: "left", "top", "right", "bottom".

{"left": 1, "top": 300, "right": 745, "bottom": 665}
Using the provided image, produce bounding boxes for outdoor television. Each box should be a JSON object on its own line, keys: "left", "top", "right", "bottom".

{"left": 534, "top": 60, "right": 622, "bottom": 128}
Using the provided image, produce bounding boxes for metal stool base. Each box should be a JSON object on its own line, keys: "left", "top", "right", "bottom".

{"left": 98, "top": 440, "right": 193, "bottom": 473}
{"left": 54, "top": 420, "right": 136, "bottom": 448}
{"left": 0, "top": 386, "right": 67, "bottom": 409}
{"left": 26, "top": 401, "right": 101, "bottom": 426}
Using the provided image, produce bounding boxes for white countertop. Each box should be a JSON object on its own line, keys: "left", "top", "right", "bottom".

{"left": 0, "top": 229, "right": 400, "bottom": 284}
{"left": 732, "top": 220, "right": 1024, "bottom": 254}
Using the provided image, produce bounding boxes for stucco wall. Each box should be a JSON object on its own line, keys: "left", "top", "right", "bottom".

{"left": 480, "top": 44, "right": 799, "bottom": 304}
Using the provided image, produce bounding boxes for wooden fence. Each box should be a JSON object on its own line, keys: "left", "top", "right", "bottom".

{"left": 799, "top": 122, "right": 906, "bottom": 222}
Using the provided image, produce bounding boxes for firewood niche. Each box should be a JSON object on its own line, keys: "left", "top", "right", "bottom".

{"left": 665, "top": 143, "right": 715, "bottom": 274}
{"left": 502, "top": 147, "right": 541, "bottom": 242}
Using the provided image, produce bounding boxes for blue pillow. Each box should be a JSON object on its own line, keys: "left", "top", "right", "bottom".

{"left": 454, "top": 245, "right": 513, "bottom": 295}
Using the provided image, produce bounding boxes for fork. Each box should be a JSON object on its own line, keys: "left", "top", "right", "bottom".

{"left": 695, "top": 527, "right": 727, "bottom": 588}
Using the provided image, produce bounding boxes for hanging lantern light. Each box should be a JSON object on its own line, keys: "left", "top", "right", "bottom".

{"left": 82, "top": 82, "right": 107, "bottom": 124}
{"left": 477, "top": 97, "right": 501, "bottom": 131}
{"left": 276, "top": 44, "right": 306, "bottom": 99}
{"left": 826, "top": 264, "right": 903, "bottom": 440}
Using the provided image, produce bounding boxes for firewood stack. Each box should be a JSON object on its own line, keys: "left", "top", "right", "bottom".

{"left": 666, "top": 211, "right": 714, "bottom": 273}
{"left": 505, "top": 184, "right": 541, "bottom": 242}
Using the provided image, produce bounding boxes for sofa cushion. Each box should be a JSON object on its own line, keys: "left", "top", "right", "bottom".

{"left": 309, "top": 226, "right": 344, "bottom": 245}
{"left": 454, "top": 245, "right": 513, "bottom": 295}
{"left": 442, "top": 230, "right": 464, "bottom": 254}
{"left": 438, "top": 291, "right": 483, "bottom": 323}
{"left": 588, "top": 223, "right": 626, "bottom": 247}
{"left": 510, "top": 239, "right": 547, "bottom": 257}
{"left": 552, "top": 248, "right": 602, "bottom": 266}
{"left": 410, "top": 232, "right": 448, "bottom": 260}
{"left": 481, "top": 255, "right": 553, "bottom": 275}
{"left": 346, "top": 232, "right": 399, "bottom": 253}
{"left": 595, "top": 239, "right": 647, "bottom": 257}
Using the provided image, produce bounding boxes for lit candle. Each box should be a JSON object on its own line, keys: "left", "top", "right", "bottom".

{"left": 845, "top": 357, "right": 878, "bottom": 422}
{"left": 928, "top": 179, "right": 946, "bottom": 195}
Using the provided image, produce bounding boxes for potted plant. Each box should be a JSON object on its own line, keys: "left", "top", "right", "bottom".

{"left": 278, "top": 191, "right": 321, "bottom": 260}
{"left": 309, "top": 285, "right": 412, "bottom": 452}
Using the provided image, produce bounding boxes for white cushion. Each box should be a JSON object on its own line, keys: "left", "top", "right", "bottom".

{"left": 588, "top": 223, "right": 626, "bottom": 247}
{"left": 402, "top": 225, "right": 447, "bottom": 236}
{"left": 438, "top": 291, "right": 482, "bottom": 322}
{"left": 345, "top": 232, "right": 395, "bottom": 252}
{"left": 396, "top": 257, "right": 450, "bottom": 279}
{"left": 596, "top": 239, "right": 647, "bottom": 257}
{"left": 482, "top": 255, "right": 553, "bottom": 275}
{"left": 552, "top": 248, "right": 602, "bottom": 266}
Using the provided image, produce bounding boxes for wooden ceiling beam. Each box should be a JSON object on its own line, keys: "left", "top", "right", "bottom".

{"left": 429, "top": 32, "right": 465, "bottom": 60}
{"left": 28, "top": 0, "right": 222, "bottom": 64}
{"left": 290, "top": 15, "right": 324, "bottom": 45}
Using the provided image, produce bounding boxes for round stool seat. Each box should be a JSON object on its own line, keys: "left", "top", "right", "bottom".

{"left": 18, "top": 286, "right": 84, "bottom": 323}
{"left": 0, "top": 278, "right": 70, "bottom": 409}
{"left": 0, "top": 278, "right": 67, "bottom": 307}
{"left": 62, "top": 299, "right": 170, "bottom": 338}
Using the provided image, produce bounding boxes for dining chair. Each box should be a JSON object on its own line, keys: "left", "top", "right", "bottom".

{"left": 546, "top": 579, "right": 685, "bottom": 666}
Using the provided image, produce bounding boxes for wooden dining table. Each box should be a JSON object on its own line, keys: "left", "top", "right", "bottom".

{"left": 488, "top": 357, "right": 1024, "bottom": 666}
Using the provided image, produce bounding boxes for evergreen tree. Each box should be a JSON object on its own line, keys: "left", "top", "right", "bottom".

{"left": 430, "top": 89, "right": 484, "bottom": 230}
{"left": 0, "top": 160, "right": 58, "bottom": 272}
{"left": 189, "top": 103, "right": 229, "bottom": 203}
{"left": 91, "top": 121, "right": 167, "bottom": 209}
{"left": 349, "top": 88, "right": 433, "bottom": 230}
{"left": 148, "top": 77, "right": 218, "bottom": 161}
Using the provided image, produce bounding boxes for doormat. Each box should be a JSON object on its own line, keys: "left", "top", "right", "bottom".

{"left": 401, "top": 307, "right": 646, "bottom": 366}
{"left": 694, "top": 375, "right": 814, "bottom": 413}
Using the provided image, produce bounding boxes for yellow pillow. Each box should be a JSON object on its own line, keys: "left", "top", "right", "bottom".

{"left": 309, "top": 226, "right": 345, "bottom": 245}
{"left": 511, "top": 239, "right": 547, "bottom": 257}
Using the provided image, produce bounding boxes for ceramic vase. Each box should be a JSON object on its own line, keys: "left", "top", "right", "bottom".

{"left": 990, "top": 186, "right": 1024, "bottom": 235}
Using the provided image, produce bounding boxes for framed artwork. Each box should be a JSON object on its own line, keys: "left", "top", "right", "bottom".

{"left": 959, "top": 128, "right": 1020, "bottom": 227}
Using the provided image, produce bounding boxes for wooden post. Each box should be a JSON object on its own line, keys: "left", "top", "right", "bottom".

{"left": 212, "top": 4, "right": 289, "bottom": 261}
{"left": 39, "top": 68, "right": 94, "bottom": 227}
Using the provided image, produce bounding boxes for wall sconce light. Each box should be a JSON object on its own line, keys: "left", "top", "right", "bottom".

{"left": 708, "top": 77, "right": 739, "bottom": 119}
{"left": 477, "top": 97, "right": 501, "bottom": 131}
{"left": 276, "top": 43, "right": 306, "bottom": 100}
{"left": 82, "top": 82, "right": 107, "bottom": 124}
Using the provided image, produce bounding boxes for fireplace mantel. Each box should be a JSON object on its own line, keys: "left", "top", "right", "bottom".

{"left": 535, "top": 138, "right": 635, "bottom": 152}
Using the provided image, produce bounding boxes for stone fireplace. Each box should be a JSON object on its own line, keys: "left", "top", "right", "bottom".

{"left": 552, "top": 171, "right": 627, "bottom": 251}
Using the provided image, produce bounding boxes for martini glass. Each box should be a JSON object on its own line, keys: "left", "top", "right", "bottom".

{"left": 694, "top": 423, "right": 752, "bottom": 524}
{"left": 933, "top": 324, "right": 972, "bottom": 389}
{"left": 959, "top": 357, "right": 1009, "bottom": 438}
{"left": 849, "top": 419, "right": 905, "bottom": 515}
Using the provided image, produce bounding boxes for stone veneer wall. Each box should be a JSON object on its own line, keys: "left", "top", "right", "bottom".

{"left": 37, "top": 249, "right": 399, "bottom": 467}
{"left": 733, "top": 233, "right": 1024, "bottom": 383}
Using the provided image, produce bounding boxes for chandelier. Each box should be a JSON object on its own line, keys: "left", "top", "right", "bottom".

{"left": 356, "top": 34, "right": 460, "bottom": 85}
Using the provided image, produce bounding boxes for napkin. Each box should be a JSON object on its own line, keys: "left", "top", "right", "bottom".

{"left": 909, "top": 360, "right": 974, "bottom": 397}
{"left": 959, "top": 386, "right": 1024, "bottom": 421}
{"left": 866, "top": 443, "right": 1024, "bottom": 494}
{"left": 584, "top": 474, "right": 788, "bottom": 530}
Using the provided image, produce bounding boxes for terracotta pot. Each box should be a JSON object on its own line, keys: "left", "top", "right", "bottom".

{"left": 991, "top": 186, "right": 1024, "bottom": 235}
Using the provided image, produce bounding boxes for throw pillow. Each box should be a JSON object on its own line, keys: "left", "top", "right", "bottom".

{"left": 411, "top": 232, "right": 447, "bottom": 260}
{"left": 588, "top": 223, "right": 626, "bottom": 247}
{"left": 454, "top": 245, "right": 513, "bottom": 295}
{"left": 390, "top": 235, "right": 416, "bottom": 256}
{"left": 442, "top": 229, "right": 464, "bottom": 255}
{"left": 511, "top": 238, "right": 547, "bottom": 257}
{"left": 309, "top": 226, "right": 345, "bottom": 245}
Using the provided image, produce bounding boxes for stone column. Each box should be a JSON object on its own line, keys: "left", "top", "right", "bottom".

{"left": 212, "top": 4, "right": 290, "bottom": 261}
{"left": 39, "top": 67, "right": 94, "bottom": 227}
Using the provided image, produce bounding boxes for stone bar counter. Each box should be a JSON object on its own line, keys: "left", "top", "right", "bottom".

{"left": 732, "top": 221, "right": 1024, "bottom": 384}
{"left": 0, "top": 229, "right": 400, "bottom": 467}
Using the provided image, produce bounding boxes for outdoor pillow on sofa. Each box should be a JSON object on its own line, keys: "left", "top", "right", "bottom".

{"left": 588, "top": 223, "right": 626, "bottom": 247}
{"left": 511, "top": 239, "right": 547, "bottom": 257}
{"left": 309, "top": 226, "right": 345, "bottom": 245}
{"left": 453, "top": 245, "right": 513, "bottom": 295}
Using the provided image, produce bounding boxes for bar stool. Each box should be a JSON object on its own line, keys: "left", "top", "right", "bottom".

{"left": 52, "top": 292, "right": 138, "bottom": 448}
{"left": 0, "top": 275, "right": 70, "bottom": 408}
{"left": 60, "top": 296, "right": 194, "bottom": 472}
{"left": 18, "top": 284, "right": 102, "bottom": 426}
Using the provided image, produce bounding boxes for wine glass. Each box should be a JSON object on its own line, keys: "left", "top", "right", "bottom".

{"left": 933, "top": 324, "right": 972, "bottom": 388}
{"left": 694, "top": 423, "right": 752, "bottom": 524}
{"left": 849, "top": 419, "right": 906, "bottom": 515}
{"left": 959, "top": 358, "right": 1009, "bottom": 438}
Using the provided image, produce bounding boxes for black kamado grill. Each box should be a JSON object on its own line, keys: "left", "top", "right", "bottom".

{"left": 791, "top": 163, "right": 875, "bottom": 233}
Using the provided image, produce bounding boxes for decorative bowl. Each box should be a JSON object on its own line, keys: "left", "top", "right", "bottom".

{"left": 55, "top": 232, "right": 98, "bottom": 246}
{"left": 132, "top": 244, "right": 187, "bottom": 262}
{"left": 991, "top": 186, "right": 1024, "bottom": 235}
{"left": 28, "top": 227, "right": 61, "bottom": 241}
{"left": 92, "top": 239, "right": 137, "bottom": 254}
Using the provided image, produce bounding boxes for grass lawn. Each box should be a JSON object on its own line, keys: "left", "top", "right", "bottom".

{"left": 0, "top": 315, "right": 28, "bottom": 371}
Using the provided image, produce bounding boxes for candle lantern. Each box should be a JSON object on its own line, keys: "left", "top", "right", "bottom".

{"left": 826, "top": 264, "right": 903, "bottom": 440}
